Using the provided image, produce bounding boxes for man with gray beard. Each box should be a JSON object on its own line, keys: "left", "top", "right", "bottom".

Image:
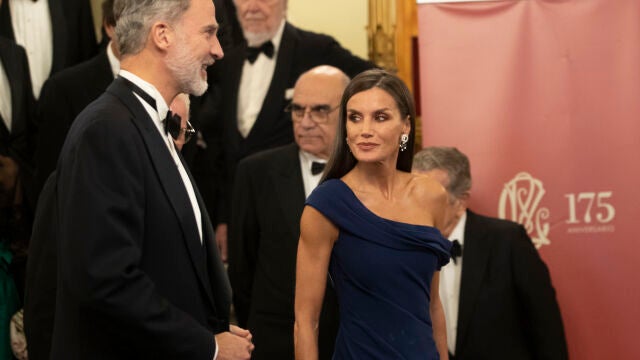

{"left": 49, "top": 0, "right": 253, "bottom": 359}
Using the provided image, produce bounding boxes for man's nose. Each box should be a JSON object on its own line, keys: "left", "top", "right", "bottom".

{"left": 299, "top": 109, "right": 317, "bottom": 127}
{"left": 211, "top": 37, "right": 224, "bottom": 60}
{"left": 246, "top": 0, "right": 261, "bottom": 11}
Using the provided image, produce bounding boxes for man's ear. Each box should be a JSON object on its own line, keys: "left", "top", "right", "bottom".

{"left": 150, "top": 22, "right": 172, "bottom": 51}
{"left": 456, "top": 192, "right": 470, "bottom": 216}
{"left": 103, "top": 21, "right": 115, "bottom": 41}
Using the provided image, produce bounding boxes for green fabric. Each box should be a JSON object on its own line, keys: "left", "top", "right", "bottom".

{"left": 0, "top": 241, "right": 19, "bottom": 360}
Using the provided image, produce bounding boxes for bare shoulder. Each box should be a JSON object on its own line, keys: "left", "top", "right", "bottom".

{"left": 407, "top": 173, "right": 448, "bottom": 206}
{"left": 393, "top": 172, "right": 448, "bottom": 228}
{"left": 300, "top": 205, "right": 339, "bottom": 245}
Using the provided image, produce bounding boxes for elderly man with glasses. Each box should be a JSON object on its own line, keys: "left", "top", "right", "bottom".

{"left": 228, "top": 65, "right": 349, "bottom": 360}
{"left": 198, "top": 0, "right": 375, "bottom": 264}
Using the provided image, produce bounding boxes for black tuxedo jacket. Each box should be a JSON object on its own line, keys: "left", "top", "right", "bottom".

{"left": 200, "top": 22, "right": 374, "bottom": 223}
{"left": 0, "top": 0, "right": 97, "bottom": 76}
{"left": 228, "top": 143, "right": 339, "bottom": 360}
{"left": 0, "top": 37, "right": 35, "bottom": 170}
{"left": 24, "top": 171, "right": 58, "bottom": 360}
{"left": 34, "top": 49, "right": 113, "bottom": 199}
{"left": 50, "top": 78, "right": 230, "bottom": 359}
{"left": 455, "top": 210, "right": 568, "bottom": 360}
{"left": 0, "top": 36, "right": 36, "bottom": 304}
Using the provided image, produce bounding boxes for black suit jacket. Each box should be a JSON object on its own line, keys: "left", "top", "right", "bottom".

{"left": 0, "top": 37, "right": 35, "bottom": 172}
{"left": 454, "top": 210, "right": 568, "bottom": 360}
{"left": 0, "top": 37, "right": 36, "bottom": 300}
{"left": 199, "top": 22, "right": 374, "bottom": 223}
{"left": 51, "top": 77, "right": 230, "bottom": 359}
{"left": 34, "top": 49, "right": 113, "bottom": 199}
{"left": 228, "top": 143, "right": 339, "bottom": 360}
{"left": 24, "top": 172, "right": 58, "bottom": 360}
{"left": 0, "top": 0, "right": 97, "bottom": 77}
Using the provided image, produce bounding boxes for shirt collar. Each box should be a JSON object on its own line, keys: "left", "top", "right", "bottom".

{"left": 106, "top": 41, "right": 120, "bottom": 79}
{"left": 118, "top": 69, "right": 169, "bottom": 121}
{"left": 448, "top": 211, "right": 467, "bottom": 245}
{"left": 299, "top": 149, "right": 326, "bottom": 175}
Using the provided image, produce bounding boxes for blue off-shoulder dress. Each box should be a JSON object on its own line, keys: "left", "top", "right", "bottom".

{"left": 305, "top": 179, "right": 452, "bottom": 360}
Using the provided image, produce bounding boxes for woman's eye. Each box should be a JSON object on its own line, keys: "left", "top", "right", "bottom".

{"left": 348, "top": 114, "right": 361, "bottom": 122}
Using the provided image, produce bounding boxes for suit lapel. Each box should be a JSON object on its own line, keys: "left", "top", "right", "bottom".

{"left": 107, "top": 78, "right": 218, "bottom": 311}
{"left": 48, "top": 0, "right": 68, "bottom": 73}
{"left": 0, "top": 40, "right": 25, "bottom": 139}
{"left": 273, "top": 144, "right": 306, "bottom": 236}
{"left": 227, "top": 48, "right": 244, "bottom": 125}
{"left": 456, "top": 210, "right": 493, "bottom": 354}
{"left": 0, "top": 1, "right": 15, "bottom": 40}
{"left": 0, "top": 0, "right": 67, "bottom": 74}
{"left": 218, "top": 46, "right": 245, "bottom": 151}
{"left": 245, "top": 23, "right": 296, "bottom": 140}
{"left": 178, "top": 152, "right": 231, "bottom": 318}
{"left": 0, "top": 113, "right": 8, "bottom": 142}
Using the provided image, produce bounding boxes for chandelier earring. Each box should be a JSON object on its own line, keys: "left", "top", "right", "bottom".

{"left": 399, "top": 134, "right": 409, "bottom": 152}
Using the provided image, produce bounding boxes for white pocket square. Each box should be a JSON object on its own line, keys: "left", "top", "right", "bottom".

{"left": 285, "top": 88, "right": 294, "bottom": 100}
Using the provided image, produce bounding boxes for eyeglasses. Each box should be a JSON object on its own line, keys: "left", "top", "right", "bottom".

{"left": 285, "top": 103, "right": 339, "bottom": 124}
{"left": 180, "top": 120, "right": 196, "bottom": 143}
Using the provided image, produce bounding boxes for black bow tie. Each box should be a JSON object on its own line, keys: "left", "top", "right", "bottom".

{"left": 120, "top": 76, "right": 182, "bottom": 141}
{"left": 450, "top": 239, "right": 462, "bottom": 264}
{"left": 246, "top": 41, "right": 274, "bottom": 64}
{"left": 311, "top": 161, "right": 326, "bottom": 175}
{"left": 164, "top": 111, "right": 182, "bottom": 140}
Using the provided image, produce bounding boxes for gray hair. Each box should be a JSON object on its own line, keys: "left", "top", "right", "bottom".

{"left": 413, "top": 146, "right": 472, "bottom": 198}
{"left": 114, "top": 0, "right": 191, "bottom": 56}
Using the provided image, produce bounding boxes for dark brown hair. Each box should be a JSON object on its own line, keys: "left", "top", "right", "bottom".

{"left": 322, "top": 69, "right": 417, "bottom": 182}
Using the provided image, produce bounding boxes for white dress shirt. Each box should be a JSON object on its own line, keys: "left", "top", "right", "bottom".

{"left": 439, "top": 211, "right": 467, "bottom": 355}
{"left": 236, "top": 20, "right": 286, "bottom": 137}
{"left": 298, "top": 150, "right": 326, "bottom": 198}
{"left": 118, "top": 70, "right": 202, "bottom": 243}
{"left": 9, "top": 0, "right": 53, "bottom": 98}
{"left": 0, "top": 61, "right": 11, "bottom": 130}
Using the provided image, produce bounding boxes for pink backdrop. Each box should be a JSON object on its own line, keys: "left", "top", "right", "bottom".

{"left": 417, "top": 0, "right": 640, "bottom": 358}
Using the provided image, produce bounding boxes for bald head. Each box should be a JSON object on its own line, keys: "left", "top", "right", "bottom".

{"left": 295, "top": 65, "right": 350, "bottom": 90}
{"left": 291, "top": 66, "right": 349, "bottom": 159}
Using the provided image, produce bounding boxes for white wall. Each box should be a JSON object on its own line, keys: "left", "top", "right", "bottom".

{"left": 287, "top": 0, "right": 369, "bottom": 59}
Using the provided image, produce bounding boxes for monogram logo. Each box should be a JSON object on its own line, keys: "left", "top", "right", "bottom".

{"left": 498, "top": 172, "right": 551, "bottom": 248}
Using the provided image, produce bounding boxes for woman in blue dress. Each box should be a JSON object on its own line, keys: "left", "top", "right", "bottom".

{"left": 294, "top": 69, "right": 452, "bottom": 359}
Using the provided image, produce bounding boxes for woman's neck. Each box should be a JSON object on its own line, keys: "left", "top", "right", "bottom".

{"left": 348, "top": 162, "right": 404, "bottom": 200}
